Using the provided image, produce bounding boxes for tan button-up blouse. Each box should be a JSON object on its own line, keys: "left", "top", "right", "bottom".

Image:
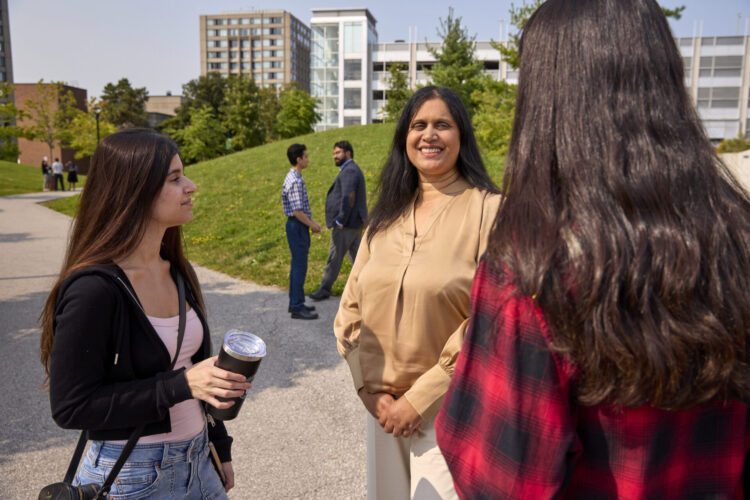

{"left": 334, "top": 177, "right": 502, "bottom": 417}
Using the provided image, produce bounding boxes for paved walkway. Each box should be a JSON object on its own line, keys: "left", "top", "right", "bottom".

{"left": 0, "top": 191, "right": 365, "bottom": 499}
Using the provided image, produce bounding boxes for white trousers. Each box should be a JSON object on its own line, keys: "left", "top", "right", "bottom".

{"left": 366, "top": 413, "right": 458, "bottom": 500}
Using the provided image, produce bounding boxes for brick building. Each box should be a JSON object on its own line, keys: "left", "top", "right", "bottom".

{"left": 15, "top": 83, "right": 89, "bottom": 173}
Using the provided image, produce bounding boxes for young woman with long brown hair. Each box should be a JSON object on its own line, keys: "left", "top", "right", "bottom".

{"left": 40, "top": 128, "right": 250, "bottom": 498}
{"left": 436, "top": 0, "right": 750, "bottom": 497}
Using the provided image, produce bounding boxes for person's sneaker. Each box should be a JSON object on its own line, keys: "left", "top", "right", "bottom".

{"left": 291, "top": 308, "right": 319, "bottom": 320}
{"left": 308, "top": 288, "right": 331, "bottom": 301}
{"left": 288, "top": 304, "right": 316, "bottom": 313}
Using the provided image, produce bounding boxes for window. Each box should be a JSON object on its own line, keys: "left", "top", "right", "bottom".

{"left": 229, "top": 40, "right": 238, "bottom": 48}
{"left": 241, "top": 18, "right": 250, "bottom": 25}
{"left": 208, "top": 62, "right": 227, "bottom": 70}
{"left": 241, "top": 40, "right": 250, "bottom": 48}
{"left": 373, "top": 62, "right": 385, "bottom": 72}
{"left": 344, "top": 88, "right": 361, "bottom": 109}
{"left": 207, "top": 51, "right": 227, "bottom": 59}
{"left": 344, "top": 22, "right": 363, "bottom": 53}
{"left": 344, "top": 59, "right": 362, "bottom": 81}
{"left": 241, "top": 51, "right": 249, "bottom": 59}
{"left": 373, "top": 90, "right": 384, "bottom": 100}
{"left": 697, "top": 86, "right": 740, "bottom": 109}
{"left": 207, "top": 40, "right": 228, "bottom": 48}
{"left": 230, "top": 51, "right": 238, "bottom": 59}
{"left": 251, "top": 18, "right": 261, "bottom": 24}
{"left": 229, "top": 18, "right": 239, "bottom": 25}
{"left": 230, "top": 62, "right": 238, "bottom": 70}
{"left": 344, "top": 116, "right": 361, "bottom": 126}
{"left": 699, "top": 55, "right": 743, "bottom": 78}
{"left": 240, "top": 29, "right": 249, "bottom": 35}
{"left": 229, "top": 29, "right": 238, "bottom": 36}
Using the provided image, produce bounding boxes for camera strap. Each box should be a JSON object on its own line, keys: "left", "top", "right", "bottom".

{"left": 63, "top": 272, "right": 187, "bottom": 498}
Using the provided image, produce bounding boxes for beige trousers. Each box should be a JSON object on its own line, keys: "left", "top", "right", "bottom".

{"left": 366, "top": 413, "right": 458, "bottom": 500}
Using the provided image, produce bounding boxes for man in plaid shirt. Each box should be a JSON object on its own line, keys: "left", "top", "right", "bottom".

{"left": 282, "top": 143, "right": 321, "bottom": 319}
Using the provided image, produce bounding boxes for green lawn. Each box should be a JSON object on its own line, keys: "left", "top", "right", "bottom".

{"left": 43, "top": 123, "right": 505, "bottom": 294}
{"left": 0, "top": 161, "right": 43, "bottom": 196}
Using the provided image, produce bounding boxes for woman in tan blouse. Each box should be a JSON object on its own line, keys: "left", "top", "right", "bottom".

{"left": 334, "top": 86, "right": 502, "bottom": 499}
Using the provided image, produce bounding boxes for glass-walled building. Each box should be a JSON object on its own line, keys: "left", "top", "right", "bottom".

{"left": 311, "top": 8, "right": 377, "bottom": 131}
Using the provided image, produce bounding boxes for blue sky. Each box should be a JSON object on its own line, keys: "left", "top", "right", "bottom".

{"left": 9, "top": 0, "right": 750, "bottom": 98}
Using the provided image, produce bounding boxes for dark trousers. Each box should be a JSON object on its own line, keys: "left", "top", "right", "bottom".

{"left": 54, "top": 174, "right": 65, "bottom": 191}
{"left": 286, "top": 217, "right": 310, "bottom": 311}
{"left": 319, "top": 227, "right": 361, "bottom": 292}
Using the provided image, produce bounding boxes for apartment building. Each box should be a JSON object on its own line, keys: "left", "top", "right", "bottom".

{"left": 679, "top": 35, "right": 750, "bottom": 140}
{"left": 200, "top": 10, "right": 311, "bottom": 92}
{"left": 310, "top": 8, "right": 377, "bottom": 131}
{"left": 321, "top": 8, "right": 749, "bottom": 142}
{"left": 371, "top": 40, "right": 510, "bottom": 122}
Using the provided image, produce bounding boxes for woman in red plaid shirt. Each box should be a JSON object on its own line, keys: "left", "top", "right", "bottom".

{"left": 435, "top": 0, "right": 750, "bottom": 498}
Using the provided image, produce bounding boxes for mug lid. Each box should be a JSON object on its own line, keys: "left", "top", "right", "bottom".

{"left": 222, "top": 330, "right": 267, "bottom": 359}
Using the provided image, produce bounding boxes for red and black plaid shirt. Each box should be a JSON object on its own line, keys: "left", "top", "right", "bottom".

{"left": 436, "top": 258, "right": 749, "bottom": 499}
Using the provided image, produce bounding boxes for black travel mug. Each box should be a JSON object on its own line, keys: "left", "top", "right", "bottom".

{"left": 207, "top": 330, "right": 267, "bottom": 421}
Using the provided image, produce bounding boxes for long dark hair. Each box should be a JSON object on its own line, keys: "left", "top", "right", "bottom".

{"left": 40, "top": 128, "right": 205, "bottom": 377}
{"left": 367, "top": 86, "right": 499, "bottom": 243}
{"left": 489, "top": 0, "right": 750, "bottom": 410}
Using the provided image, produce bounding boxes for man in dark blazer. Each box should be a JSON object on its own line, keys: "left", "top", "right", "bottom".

{"left": 309, "top": 140, "right": 367, "bottom": 301}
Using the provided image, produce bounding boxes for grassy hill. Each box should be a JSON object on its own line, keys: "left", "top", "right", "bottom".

{"left": 0, "top": 161, "right": 43, "bottom": 196}
{"left": 45, "top": 123, "right": 505, "bottom": 294}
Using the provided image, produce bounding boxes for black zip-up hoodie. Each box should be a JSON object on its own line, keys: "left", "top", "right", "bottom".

{"left": 49, "top": 264, "right": 232, "bottom": 461}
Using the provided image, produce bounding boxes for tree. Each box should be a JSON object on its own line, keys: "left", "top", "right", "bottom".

{"left": 497, "top": 1, "right": 686, "bottom": 70}
{"left": 274, "top": 86, "right": 321, "bottom": 139}
{"left": 163, "top": 73, "right": 228, "bottom": 134}
{"left": 24, "top": 80, "right": 79, "bottom": 162}
{"left": 0, "top": 83, "right": 28, "bottom": 161}
{"left": 101, "top": 78, "right": 148, "bottom": 128}
{"left": 257, "top": 86, "right": 281, "bottom": 143}
{"left": 171, "top": 106, "right": 226, "bottom": 164}
{"left": 220, "top": 75, "right": 264, "bottom": 150}
{"left": 471, "top": 77, "right": 517, "bottom": 157}
{"left": 65, "top": 98, "right": 117, "bottom": 159}
{"left": 494, "top": 0, "right": 544, "bottom": 70}
{"left": 380, "top": 63, "right": 413, "bottom": 123}
{"left": 716, "top": 134, "right": 750, "bottom": 154}
{"left": 426, "top": 7, "right": 485, "bottom": 114}
{"left": 661, "top": 5, "right": 686, "bottom": 20}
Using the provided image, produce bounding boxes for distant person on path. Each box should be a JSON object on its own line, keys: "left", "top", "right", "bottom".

{"left": 40, "top": 128, "right": 250, "bottom": 498}
{"left": 309, "top": 141, "right": 367, "bottom": 301}
{"left": 41, "top": 156, "right": 50, "bottom": 191}
{"left": 334, "top": 86, "right": 501, "bottom": 499}
{"left": 283, "top": 143, "right": 321, "bottom": 320}
{"left": 51, "top": 157, "right": 65, "bottom": 191}
{"left": 434, "top": 1, "right": 750, "bottom": 498}
{"left": 66, "top": 160, "right": 78, "bottom": 191}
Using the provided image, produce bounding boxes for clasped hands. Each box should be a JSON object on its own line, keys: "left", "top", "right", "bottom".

{"left": 358, "top": 388, "right": 423, "bottom": 438}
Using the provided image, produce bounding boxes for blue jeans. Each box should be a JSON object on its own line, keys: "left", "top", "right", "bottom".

{"left": 73, "top": 426, "right": 227, "bottom": 499}
{"left": 286, "top": 217, "right": 310, "bottom": 311}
